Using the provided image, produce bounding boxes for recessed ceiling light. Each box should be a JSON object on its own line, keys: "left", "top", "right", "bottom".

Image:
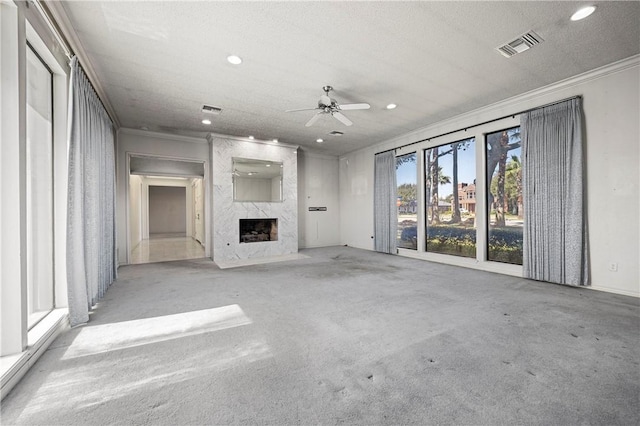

{"left": 227, "top": 55, "right": 242, "bottom": 65}
{"left": 265, "top": 164, "right": 271, "bottom": 167}
{"left": 386, "top": 103, "right": 397, "bottom": 110}
{"left": 316, "top": 138, "right": 324, "bottom": 143}
{"left": 571, "top": 6, "right": 596, "bottom": 21}
{"left": 201, "top": 119, "right": 212, "bottom": 125}
{"left": 272, "top": 139, "right": 278, "bottom": 143}
{"left": 248, "top": 135, "right": 254, "bottom": 140}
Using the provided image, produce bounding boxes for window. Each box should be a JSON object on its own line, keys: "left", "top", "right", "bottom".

{"left": 486, "top": 127, "right": 523, "bottom": 265}
{"left": 424, "top": 138, "right": 476, "bottom": 257}
{"left": 26, "top": 44, "right": 54, "bottom": 328}
{"left": 396, "top": 153, "right": 417, "bottom": 249}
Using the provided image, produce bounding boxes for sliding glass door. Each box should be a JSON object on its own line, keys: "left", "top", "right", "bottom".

{"left": 26, "top": 44, "right": 55, "bottom": 328}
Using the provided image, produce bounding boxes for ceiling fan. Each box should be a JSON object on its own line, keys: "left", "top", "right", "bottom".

{"left": 286, "top": 86, "right": 370, "bottom": 127}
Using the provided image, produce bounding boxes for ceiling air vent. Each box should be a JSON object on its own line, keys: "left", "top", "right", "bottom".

{"left": 496, "top": 31, "right": 544, "bottom": 58}
{"left": 329, "top": 131, "right": 344, "bottom": 136}
{"left": 202, "top": 105, "right": 223, "bottom": 114}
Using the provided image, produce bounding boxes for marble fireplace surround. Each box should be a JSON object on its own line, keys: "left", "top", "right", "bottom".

{"left": 209, "top": 135, "right": 298, "bottom": 263}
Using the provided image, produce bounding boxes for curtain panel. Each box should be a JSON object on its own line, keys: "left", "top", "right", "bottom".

{"left": 374, "top": 151, "right": 397, "bottom": 254}
{"left": 67, "top": 56, "right": 117, "bottom": 326}
{"left": 522, "top": 98, "right": 589, "bottom": 286}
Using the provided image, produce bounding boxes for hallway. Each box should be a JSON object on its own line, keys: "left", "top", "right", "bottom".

{"left": 130, "top": 235, "right": 205, "bottom": 264}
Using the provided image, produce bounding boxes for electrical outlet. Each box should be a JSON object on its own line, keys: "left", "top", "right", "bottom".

{"left": 608, "top": 262, "right": 618, "bottom": 272}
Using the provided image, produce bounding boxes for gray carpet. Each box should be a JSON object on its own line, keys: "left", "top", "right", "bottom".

{"left": 2, "top": 246, "right": 639, "bottom": 425}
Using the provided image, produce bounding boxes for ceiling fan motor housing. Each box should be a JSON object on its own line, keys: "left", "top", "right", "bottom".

{"left": 319, "top": 94, "right": 335, "bottom": 108}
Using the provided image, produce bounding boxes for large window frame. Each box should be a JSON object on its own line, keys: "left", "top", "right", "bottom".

{"left": 424, "top": 137, "right": 477, "bottom": 259}
{"left": 392, "top": 116, "right": 522, "bottom": 278}
{"left": 25, "top": 41, "right": 56, "bottom": 329}
{"left": 1, "top": 2, "right": 70, "bottom": 391}
{"left": 396, "top": 152, "right": 418, "bottom": 250}
{"left": 485, "top": 126, "right": 523, "bottom": 266}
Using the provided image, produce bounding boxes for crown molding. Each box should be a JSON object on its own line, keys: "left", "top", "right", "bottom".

{"left": 297, "top": 148, "right": 339, "bottom": 160}
{"left": 43, "top": 1, "right": 121, "bottom": 128}
{"left": 118, "top": 127, "right": 207, "bottom": 144}
{"left": 206, "top": 132, "right": 299, "bottom": 150}
{"left": 342, "top": 54, "right": 640, "bottom": 158}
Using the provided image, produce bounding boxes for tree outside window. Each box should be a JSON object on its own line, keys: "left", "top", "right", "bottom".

{"left": 486, "top": 127, "right": 523, "bottom": 265}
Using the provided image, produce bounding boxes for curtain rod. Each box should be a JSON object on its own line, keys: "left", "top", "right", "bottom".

{"left": 33, "top": 1, "right": 118, "bottom": 128}
{"left": 33, "top": 0, "right": 73, "bottom": 60}
{"left": 376, "top": 95, "right": 582, "bottom": 156}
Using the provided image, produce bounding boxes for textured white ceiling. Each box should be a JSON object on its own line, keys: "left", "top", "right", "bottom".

{"left": 59, "top": 1, "right": 640, "bottom": 156}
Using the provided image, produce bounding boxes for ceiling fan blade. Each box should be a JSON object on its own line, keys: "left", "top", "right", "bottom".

{"left": 286, "top": 107, "right": 320, "bottom": 113}
{"left": 332, "top": 111, "right": 353, "bottom": 126}
{"left": 338, "top": 103, "right": 371, "bottom": 110}
{"left": 305, "top": 112, "right": 324, "bottom": 127}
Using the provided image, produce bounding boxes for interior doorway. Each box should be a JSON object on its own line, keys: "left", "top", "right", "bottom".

{"left": 128, "top": 155, "right": 207, "bottom": 264}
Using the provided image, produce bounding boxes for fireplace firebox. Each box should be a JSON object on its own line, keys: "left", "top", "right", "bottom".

{"left": 239, "top": 218, "right": 278, "bottom": 243}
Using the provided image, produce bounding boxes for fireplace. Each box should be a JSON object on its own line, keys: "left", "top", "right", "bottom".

{"left": 239, "top": 218, "right": 278, "bottom": 243}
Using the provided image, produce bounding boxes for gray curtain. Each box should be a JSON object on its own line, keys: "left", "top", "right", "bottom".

{"left": 374, "top": 151, "right": 397, "bottom": 254}
{"left": 67, "top": 56, "right": 117, "bottom": 326}
{"left": 522, "top": 98, "right": 589, "bottom": 286}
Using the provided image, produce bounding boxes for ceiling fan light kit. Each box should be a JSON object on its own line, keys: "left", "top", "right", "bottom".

{"left": 286, "top": 85, "right": 370, "bottom": 127}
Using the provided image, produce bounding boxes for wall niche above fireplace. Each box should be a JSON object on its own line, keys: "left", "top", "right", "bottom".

{"left": 240, "top": 218, "right": 278, "bottom": 243}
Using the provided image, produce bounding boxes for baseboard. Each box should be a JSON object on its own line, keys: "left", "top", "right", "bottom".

{"left": 590, "top": 286, "right": 639, "bottom": 298}
{"left": 0, "top": 309, "right": 69, "bottom": 401}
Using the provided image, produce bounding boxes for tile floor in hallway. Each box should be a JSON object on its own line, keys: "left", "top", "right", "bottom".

{"left": 130, "top": 235, "right": 205, "bottom": 264}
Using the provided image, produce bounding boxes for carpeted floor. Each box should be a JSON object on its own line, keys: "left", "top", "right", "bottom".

{"left": 2, "top": 246, "right": 638, "bottom": 425}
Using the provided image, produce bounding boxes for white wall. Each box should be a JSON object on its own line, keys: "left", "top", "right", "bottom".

{"left": 139, "top": 176, "right": 194, "bottom": 239}
{"left": 340, "top": 58, "right": 640, "bottom": 297}
{"left": 298, "top": 150, "right": 341, "bottom": 248}
{"left": 193, "top": 178, "right": 205, "bottom": 245}
{"left": 116, "top": 128, "right": 209, "bottom": 265}
{"left": 340, "top": 149, "right": 376, "bottom": 250}
{"left": 148, "top": 186, "right": 187, "bottom": 235}
{"left": 128, "top": 174, "right": 142, "bottom": 249}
